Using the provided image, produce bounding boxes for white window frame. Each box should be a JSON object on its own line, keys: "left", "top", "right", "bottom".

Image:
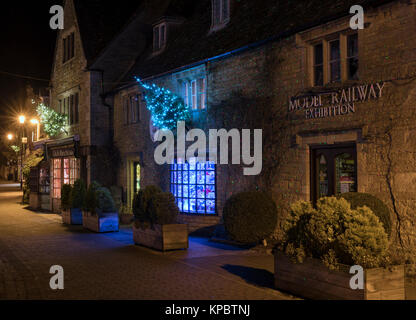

{"left": 211, "top": 0, "right": 230, "bottom": 31}
{"left": 153, "top": 23, "right": 167, "bottom": 52}
{"left": 191, "top": 80, "right": 197, "bottom": 110}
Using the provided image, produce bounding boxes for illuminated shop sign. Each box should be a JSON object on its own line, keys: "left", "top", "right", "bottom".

{"left": 289, "top": 82, "right": 385, "bottom": 119}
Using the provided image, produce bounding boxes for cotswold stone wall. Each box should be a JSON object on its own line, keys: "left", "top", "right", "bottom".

{"left": 207, "top": 0, "right": 416, "bottom": 248}
{"left": 113, "top": 1, "right": 416, "bottom": 240}
{"left": 50, "top": 0, "right": 90, "bottom": 147}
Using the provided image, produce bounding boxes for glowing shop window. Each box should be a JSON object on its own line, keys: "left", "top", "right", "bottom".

{"left": 170, "top": 159, "right": 216, "bottom": 215}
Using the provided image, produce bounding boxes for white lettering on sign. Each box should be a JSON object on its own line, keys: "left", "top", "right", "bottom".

{"left": 288, "top": 82, "right": 385, "bottom": 119}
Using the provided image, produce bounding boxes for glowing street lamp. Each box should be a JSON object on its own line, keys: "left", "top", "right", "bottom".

{"left": 19, "top": 115, "right": 26, "bottom": 124}
{"left": 7, "top": 134, "right": 13, "bottom": 141}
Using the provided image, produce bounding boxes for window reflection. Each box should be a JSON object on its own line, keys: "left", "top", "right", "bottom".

{"left": 316, "top": 154, "right": 329, "bottom": 198}
{"left": 335, "top": 153, "right": 356, "bottom": 194}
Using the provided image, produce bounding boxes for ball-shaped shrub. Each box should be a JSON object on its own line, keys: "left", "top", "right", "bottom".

{"left": 280, "top": 197, "right": 389, "bottom": 269}
{"left": 61, "top": 184, "right": 73, "bottom": 210}
{"left": 223, "top": 191, "right": 278, "bottom": 244}
{"left": 337, "top": 206, "right": 389, "bottom": 268}
{"left": 133, "top": 185, "right": 163, "bottom": 223}
{"left": 338, "top": 192, "right": 392, "bottom": 237}
{"left": 83, "top": 181, "right": 101, "bottom": 214}
{"left": 96, "top": 187, "right": 116, "bottom": 213}
{"left": 149, "top": 192, "right": 179, "bottom": 226}
{"left": 71, "top": 179, "right": 86, "bottom": 209}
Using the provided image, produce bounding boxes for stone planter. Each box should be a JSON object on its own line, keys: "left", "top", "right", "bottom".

{"left": 133, "top": 224, "right": 189, "bottom": 251}
{"left": 82, "top": 211, "right": 119, "bottom": 233}
{"left": 62, "top": 208, "right": 83, "bottom": 225}
{"left": 274, "top": 251, "right": 405, "bottom": 300}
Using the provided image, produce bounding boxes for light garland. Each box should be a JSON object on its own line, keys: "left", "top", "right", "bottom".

{"left": 136, "top": 77, "right": 190, "bottom": 131}
{"left": 36, "top": 103, "right": 67, "bottom": 137}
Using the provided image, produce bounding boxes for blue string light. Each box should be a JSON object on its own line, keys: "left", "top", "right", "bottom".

{"left": 136, "top": 77, "right": 191, "bottom": 131}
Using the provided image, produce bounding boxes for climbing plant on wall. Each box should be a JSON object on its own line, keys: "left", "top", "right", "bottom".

{"left": 136, "top": 77, "right": 191, "bottom": 131}
{"left": 36, "top": 103, "right": 68, "bottom": 137}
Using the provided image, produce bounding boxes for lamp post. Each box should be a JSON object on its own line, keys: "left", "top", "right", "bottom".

{"left": 18, "top": 115, "right": 26, "bottom": 190}
{"left": 6, "top": 133, "right": 17, "bottom": 182}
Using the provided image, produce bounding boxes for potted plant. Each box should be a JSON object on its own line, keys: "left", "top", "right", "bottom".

{"left": 119, "top": 204, "right": 134, "bottom": 225}
{"left": 61, "top": 184, "right": 73, "bottom": 224}
{"left": 61, "top": 179, "right": 86, "bottom": 225}
{"left": 274, "top": 197, "right": 405, "bottom": 300}
{"left": 132, "top": 185, "right": 188, "bottom": 251}
{"left": 82, "top": 181, "right": 119, "bottom": 233}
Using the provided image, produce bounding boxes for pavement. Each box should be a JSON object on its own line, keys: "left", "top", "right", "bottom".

{"left": 0, "top": 181, "right": 296, "bottom": 300}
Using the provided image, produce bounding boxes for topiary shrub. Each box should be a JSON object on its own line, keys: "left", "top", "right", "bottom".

{"left": 133, "top": 186, "right": 179, "bottom": 227}
{"left": 338, "top": 192, "right": 392, "bottom": 237}
{"left": 83, "top": 181, "right": 101, "bottom": 214}
{"left": 223, "top": 191, "right": 278, "bottom": 244}
{"left": 279, "top": 197, "right": 389, "bottom": 270}
{"left": 61, "top": 184, "right": 73, "bottom": 210}
{"left": 96, "top": 187, "right": 117, "bottom": 213}
{"left": 71, "top": 179, "right": 86, "bottom": 209}
{"left": 150, "top": 192, "right": 179, "bottom": 225}
{"left": 133, "top": 185, "right": 163, "bottom": 223}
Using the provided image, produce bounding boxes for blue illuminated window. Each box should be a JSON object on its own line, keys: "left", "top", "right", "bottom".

{"left": 170, "top": 159, "right": 216, "bottom": 215}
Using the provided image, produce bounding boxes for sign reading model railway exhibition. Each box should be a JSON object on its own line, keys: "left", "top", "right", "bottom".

{"left": 289, "top": 82, "right": 385, "bottom": 119}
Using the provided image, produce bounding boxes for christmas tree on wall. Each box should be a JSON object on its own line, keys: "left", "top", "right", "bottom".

{"left": 136, "top": 77, "right": 191, "bottom": 131}
{"left": 36, "top": 103, "right": 68, "bottom": 138}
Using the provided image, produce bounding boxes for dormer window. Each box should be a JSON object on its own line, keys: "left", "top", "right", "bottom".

{"left": 211, "top": 0, "right": 230, "bottom": 31}
{"left": 153, "top": 23, "right": 167, "bottom": 52}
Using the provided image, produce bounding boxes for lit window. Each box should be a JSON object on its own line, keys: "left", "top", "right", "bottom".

{"left": 347, "top": 33, "right": 359, "bottom": 80}
{"left": 212, "top": 0, "right": 230, "bottom": 29}
{"left": 170, "top": 158, "right": 216, "bottom": 215}
{"left": 53, "top": 159, "right": 62, "bottom": 199}
{"left": 52, "top": 158, "right": 80, "bottom": 199}
{"left": 314, "top": 43, "right": 323, "bottom": 86}
{"left": 329, "top": 39, "right": 341, "bottom": 82}
{"left": 153, "top": 23, "right": 167, "bottom": 51}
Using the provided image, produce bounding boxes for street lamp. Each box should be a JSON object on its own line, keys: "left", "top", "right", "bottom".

{"left": 18, "top": 115, "right": 26, "bottom": 190}
{"left": 7, "top": 134, "right": 13, "bottom": 141}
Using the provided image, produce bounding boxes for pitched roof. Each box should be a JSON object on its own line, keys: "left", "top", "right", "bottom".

{"left": 73, "top": 0, "right": 142, "bottom": 64}
{"left": 120, "top": 0, "right": 395, "bottom": 87}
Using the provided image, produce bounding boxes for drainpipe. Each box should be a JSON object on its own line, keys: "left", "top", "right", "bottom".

{"left": 87, "top": 68, "right": 115, "bottom": 185}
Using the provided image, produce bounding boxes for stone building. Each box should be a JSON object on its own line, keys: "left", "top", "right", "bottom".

{"left": 109, "top": 0, "right": 416, "bottom": 245}
{"left": 30, "top": 0, "right": 416, "bottom": 248}
{"left": 33, "top": 0, "right": 143, "bottom": 212}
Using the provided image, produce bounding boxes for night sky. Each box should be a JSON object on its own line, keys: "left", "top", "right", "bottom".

{"left": 0, "top": 1, "right": 60, "bottom": 135}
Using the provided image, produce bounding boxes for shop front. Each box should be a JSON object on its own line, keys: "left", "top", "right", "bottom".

{"left": 48, "top": 138, "right": 83, "bottom": 213}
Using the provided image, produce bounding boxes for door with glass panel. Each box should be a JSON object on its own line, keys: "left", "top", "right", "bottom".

{"left": 311, "top": 144, "right": 357, "bottom": 203}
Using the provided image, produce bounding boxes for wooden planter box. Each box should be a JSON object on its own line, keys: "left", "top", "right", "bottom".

{"left": 62, "top": 208, "right": 83, "bottom": 225}
{"left": 274, "top": 251, "right": 405, "bottom": 300}
{"left": 133, "top": 224, "right": 189, "bottom": 251}
{"left": 82, "top": 211, "right": 119, "bottom": 233}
